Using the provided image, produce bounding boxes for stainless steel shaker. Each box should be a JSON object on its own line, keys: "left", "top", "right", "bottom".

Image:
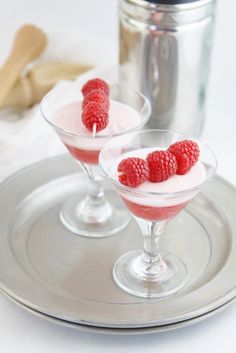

{"left": 119, "top": 0, "right": 217, "bottom": 137}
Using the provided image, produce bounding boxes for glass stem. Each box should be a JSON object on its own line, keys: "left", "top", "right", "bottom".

{"left": 135, "top": 218, "right": 169, "bottom": 276}
{"left": 75, "top": 162, "right": 113, "bottom": 224}
{"left": 80, "top": 163, "right": 105, "bottom": 203}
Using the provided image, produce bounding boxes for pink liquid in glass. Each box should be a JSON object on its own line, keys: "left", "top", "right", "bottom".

{"left": 65, "top": 144, "right": 99, "bottom": 164}
{"left": 121, "top": 196, "right": 188, "bottom": 221}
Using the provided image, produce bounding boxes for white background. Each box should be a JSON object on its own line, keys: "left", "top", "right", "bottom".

{"left": 0, "top": 0, "right": 236, "bottom": 352}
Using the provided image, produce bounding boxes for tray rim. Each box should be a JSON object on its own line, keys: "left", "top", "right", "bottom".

{"left": 1, "top": 288, "right": 236, "bottom": 335}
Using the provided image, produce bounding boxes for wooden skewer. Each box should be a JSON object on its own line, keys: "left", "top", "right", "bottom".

{"left": 92, "top": 123, "right": 97, "bottom": 138}
{"left": 0, "top": 24, "right": 47, "bottom": 106}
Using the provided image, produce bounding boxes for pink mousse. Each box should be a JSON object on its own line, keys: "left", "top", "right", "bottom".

{"left": 54, "top": 100, "right": 141, "bottom": 164}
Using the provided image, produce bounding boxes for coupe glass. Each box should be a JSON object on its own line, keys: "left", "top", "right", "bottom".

{"left": 40, "top": 82, "right": 150, "bottom": 237}
{"left": 99, "top": 129, "right": 217, "bottom": 298}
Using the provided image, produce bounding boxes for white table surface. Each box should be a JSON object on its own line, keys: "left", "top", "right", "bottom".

{"left": 0, "top": 0, "right": 235, "bottom": 352}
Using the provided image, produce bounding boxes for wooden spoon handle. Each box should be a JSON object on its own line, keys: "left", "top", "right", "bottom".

{"left": 0, "top": 58, "right": 27, "bottom": 106}
{"left": 1, "top": 62, "right": 92, "bottom": 109}
{"left": 0, "top": 25, "right": 47, "bottom": 106}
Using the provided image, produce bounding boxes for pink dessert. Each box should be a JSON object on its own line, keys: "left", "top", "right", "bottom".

{"left": 54, "top": 100, "right": 141, "bottom": 164}
{"left": 122, "top": 199, "right": 188, "bottom": 221}
{"left": 114, "top": 148, "right": 206, "bottom": 221}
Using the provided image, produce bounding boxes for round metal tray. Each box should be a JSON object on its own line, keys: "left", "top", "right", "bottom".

{"left": 0, "top": 155, "right": 235, "bottom": 330}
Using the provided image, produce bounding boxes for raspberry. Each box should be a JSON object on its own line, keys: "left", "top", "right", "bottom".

{"left": 118, "top": 157, "right": 149, "bottom": 187}
{"left": 82, "top": 78, "right": 109, "bottom": 97}
{"left": 82, "top": 89, "right": 109, "bottom": 110}
{"left": 82, "top": 101, "right": 109, "bottom": 132}
{"left": 168, "top": 140, "right": 200, "bottom": 175}
{"left": 146, "top": 151, "right": 177, "bottom": 182}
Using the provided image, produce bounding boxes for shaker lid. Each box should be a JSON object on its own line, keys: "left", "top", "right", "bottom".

{"left": 146, "top": 0, "right": 200, "bottom": 3}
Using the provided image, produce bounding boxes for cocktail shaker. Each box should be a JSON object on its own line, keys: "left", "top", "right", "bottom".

{"left": 119, "top": 0, "right": 217, "bottom": 137}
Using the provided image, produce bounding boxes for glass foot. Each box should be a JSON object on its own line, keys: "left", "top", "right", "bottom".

{"left": 113, "top": 250, "right": 188, "bottom": 298}
{"left": 60, "top": 194, "right": 131, "bottom": 237}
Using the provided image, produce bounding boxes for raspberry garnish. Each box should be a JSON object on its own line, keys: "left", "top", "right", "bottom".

{"left": 82, "top": 89, "right": 109, "bottom": 110}
{"left": 146, "top": 150, "right": 177, "bottom": 182}
{"left": 168, "top": 140, "right": 200, "bottom": 175}
{"left": 82, "top": 78, "right": 109, "bottom": 97}
{"left": 82, "top": 101, "right": 109, "bottom": 132}
{"left": 118, "top": 157, "right": 149, "bottom": 187}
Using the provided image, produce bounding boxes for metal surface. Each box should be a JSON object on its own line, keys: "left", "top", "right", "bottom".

{"left": 119, "top": 0, "right": 216, "bottom": 136}
{"left": 2, "top": 289, "right": 236, "bottom": 335}
{"left": 0, "top": 154, "right": 236, "bottom": 329}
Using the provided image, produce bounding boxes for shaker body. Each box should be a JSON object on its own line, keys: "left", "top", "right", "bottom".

{"left": 119, "top": 0, "right": 216, "bottom": 136}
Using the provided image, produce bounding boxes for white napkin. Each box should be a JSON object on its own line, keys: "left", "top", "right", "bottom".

{"left": 0, "top": 32, "right": 117, "bottom": 180}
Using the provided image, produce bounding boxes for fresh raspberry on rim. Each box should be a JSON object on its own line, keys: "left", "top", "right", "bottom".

{"left": 82, "top": 78, "right": 109, "bottom": 97}
{"left": 146, "top": 150, "right": 177, "bottom": 182}
{"left": 82, "top": 89, "right": 109, "bottom": 110}
{"left": 168, "top": 140, "right": 200, "bottom": 175}
{"left": 82, "top": 101, "right": 109, "bottom": 132}
{"left": 118, "top": 157, "right": 149, "bottom": 187}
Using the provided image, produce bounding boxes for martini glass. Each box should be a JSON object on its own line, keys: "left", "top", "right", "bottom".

{"left": 40, "top": 82, "right": 150, "bottom": 237}
{"left": 99, "top": 129, "right": 217, "bottom": 298}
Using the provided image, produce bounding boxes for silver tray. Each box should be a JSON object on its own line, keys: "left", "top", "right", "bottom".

{"left": 0, "top": 155, "right": 235, "bottom": 330}
{"left": 2, "top": 289, "right": 235, "bottom": 335}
